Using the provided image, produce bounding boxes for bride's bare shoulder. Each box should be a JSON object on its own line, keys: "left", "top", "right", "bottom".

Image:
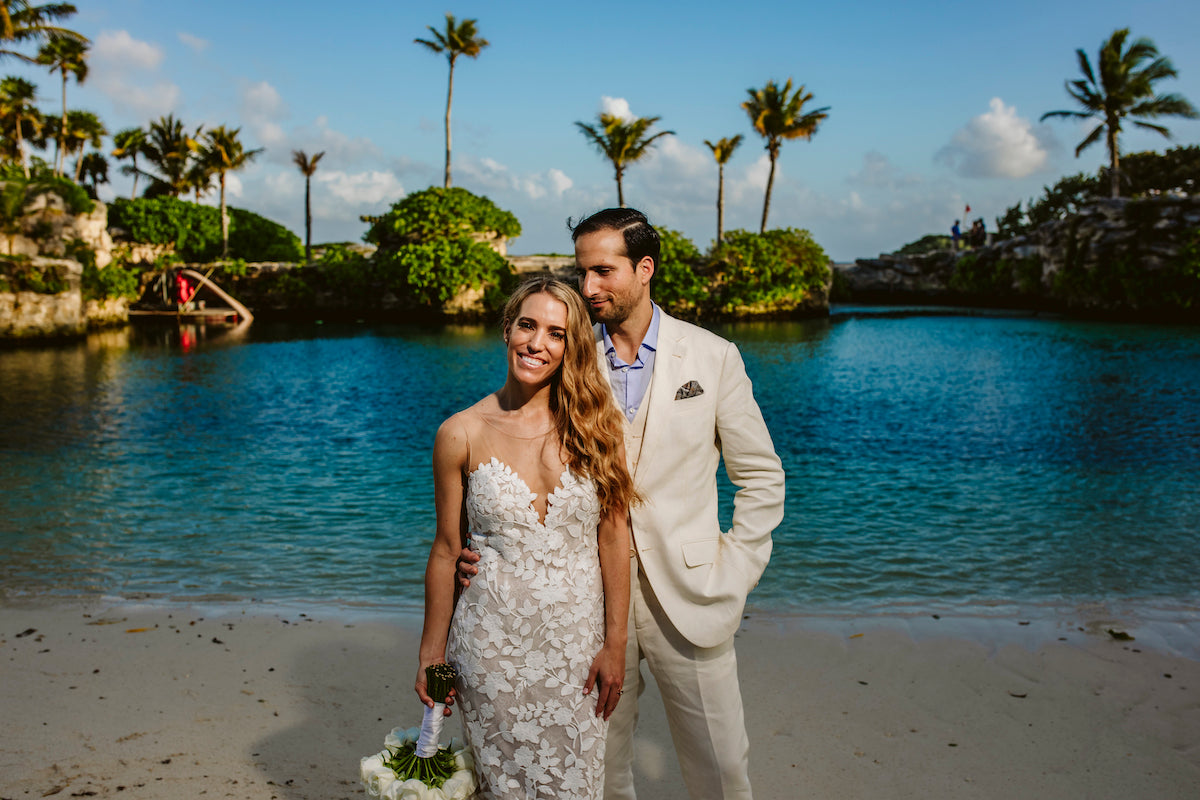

{"left": 437, "top": 395, "right": 498, "bottom": 443}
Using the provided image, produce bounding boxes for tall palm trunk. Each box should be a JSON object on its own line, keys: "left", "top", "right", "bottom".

{"left": 760, "top": 151, "right": 778, "bottom": 233}
{"left": 615, "top": 165, "right": 625, "bottom": 207}
{"left": 219, "top": 173, "right": 229, "bottom": 258}
{"left": 443, "top": 58, "right": 454, "bottom": 188}
{"left": 129, "top": 155, "right": 138, "bottom": 199}
{"left": 716, "top": 163, "right": 726, "bottom": 243}
{"left": 55, "top": 72, "right": 66, "bottom": 177}
{"left": 15, "top": 115, "right": 28, "bottom": 179}
{"left": 303, "top": 174, "right": 313, "bottom": 263}
{"left": 1107, "top": 123, "right": 1120, "bottom": 198}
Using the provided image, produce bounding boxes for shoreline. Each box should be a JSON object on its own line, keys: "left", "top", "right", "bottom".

{"left": 3, "top": 597, "right": 1198, "bottom": 799}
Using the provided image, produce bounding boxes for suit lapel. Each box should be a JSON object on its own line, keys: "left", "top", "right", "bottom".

{"left": 636, "top": 313, "right": 685, "bottom": 479}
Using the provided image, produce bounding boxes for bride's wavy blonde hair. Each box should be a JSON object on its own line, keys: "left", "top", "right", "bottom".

{"left": 502, "top": 277, "right": 640, "bottom": 513}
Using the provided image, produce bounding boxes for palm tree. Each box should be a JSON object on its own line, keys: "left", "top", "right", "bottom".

{"left": 61, "top": 108, "right": 103, "bottom": 181}
{"left": 141, "top": 114, "right": 201, "bottom": 197}
{"left": 415, "top": 13, "right": 488, "bottom": 189}
{"left": 0, "top": 1, "right": 86, "bottom": 63}
{"left": 575, "top": 113, "right": 673, "bottom": 207}
{"left": 111, "top": 126, "right": 147, "bottom": 199}
{"left": 200, "top": 125, "right": 261, "bottom": 257}
{"left": 704, "top": 135, "right": 742, "bottom": 244}
{"left": 77, "top": 149, "right": 106, "bottom": 198}
{"left": 742, "top": 78, "right": 829, "bottom": 233}
{"left": 292, "top": 149, "right": 324, "bottom": 263}
{"left": 0, "top": 75, "right": 39, "bottom": 176}
{"left": 1040, "top": 28, "right": 1198, "bottom": 198}
{"left": 35, "top": 34, "right": 87, "bottom": 177}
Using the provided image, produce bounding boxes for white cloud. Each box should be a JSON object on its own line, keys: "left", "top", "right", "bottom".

{"left": 936, "top": 98, "right": 1056, "bottom": 179}
{"left": 177, "top": 32, "right": 209, "bottom": 53}
{"left": 599, "top": 96, "right": 634, "bottom": 121}
{"left": 318, "top": 170, "right": 405, "bottom": 206}
{"left": 93, "top": 30, "right": 163, "bottom": 70}
{"left": 237, "top": 81, "right": 289, "bottom": 150}
{"left": 88, "top": 30, "right": 179, "bottom": 118}
{"left": 547, "top": 168, "right": 573, "bottom": 196}
{"left": 848, "top": 151, "right": 922, "bottom": 189}
{"left": 240, "top": 81, "right": 288, "bottom": 123}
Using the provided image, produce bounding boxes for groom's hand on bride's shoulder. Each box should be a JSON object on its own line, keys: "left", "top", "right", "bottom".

{"left": 456, "top": 547, "right": 480, "bottom": 588}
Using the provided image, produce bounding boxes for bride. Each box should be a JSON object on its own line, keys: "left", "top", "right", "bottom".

{"left": 416, "top": 277, "right": 637, "bottom": 799}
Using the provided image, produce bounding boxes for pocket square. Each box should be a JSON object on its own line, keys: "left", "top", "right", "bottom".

{"left": 675, "top": 380, "right": 704, "bottom": 400}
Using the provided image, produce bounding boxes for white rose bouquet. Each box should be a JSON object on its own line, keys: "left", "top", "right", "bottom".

{"left": 360, "top": 663, "right": 475, "bottom": 800}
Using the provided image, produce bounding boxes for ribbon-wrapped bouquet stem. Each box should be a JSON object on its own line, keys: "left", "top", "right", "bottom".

{"left": 360, "top": 663, "right": 475, "bottom": 800}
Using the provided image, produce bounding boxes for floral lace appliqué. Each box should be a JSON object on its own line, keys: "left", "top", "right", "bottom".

{"left": 447, "top": 458, "right": 607, "bottom": 799}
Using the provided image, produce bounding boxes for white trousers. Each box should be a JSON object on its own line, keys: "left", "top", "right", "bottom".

{"left": 604, "top": 557, "right": 752, "bottom": 800}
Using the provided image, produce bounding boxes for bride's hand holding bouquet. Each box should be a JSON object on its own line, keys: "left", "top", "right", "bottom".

{"left": 359, "top": 662, "right": 475, "bottom": 800}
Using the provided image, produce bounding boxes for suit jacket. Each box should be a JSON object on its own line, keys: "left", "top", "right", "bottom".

{"left": 597, "top": 312, "right": 785, "bottom": 648}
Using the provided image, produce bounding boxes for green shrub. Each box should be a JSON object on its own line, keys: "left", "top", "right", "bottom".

{"left": 0, "top": 256, "right": 69, "bottom": 294}
{"left": 948, "top": 253, "right": 1016, "bottom": 295}
{"left": 363, "top": 186, "right": 521, "bottom": 248}
{"left": 374, "top": 237, "right": 516, "bottom": 307}
{"left": 893, "top": 234, "right": 952, "bottom": 256}
{"left": 227, "top": 208, "right": 303, "bottom": 262}
{"left": 109, "top": 197, "right": 301, "bottom": 262}
{"left": 29, "top": 174, "right": 94, "bottom": 215}
{"left": 708, "top": 228, "right": 830, "bottom": 314}
{"left": 654, "top": 228, "right": 707, "bottom": 313}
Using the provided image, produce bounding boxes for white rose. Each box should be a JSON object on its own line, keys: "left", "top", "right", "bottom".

{"left": 394, "top": 777, "right": 434, "bottom": 799}
{"left": 367, "top": 766, "right": 396, "bottom": 797}
{"left": 441, "top": 772, "right": 475, "bottom": 800}
{"left": 360, "top": 754, "right": 386, "bottom": 792}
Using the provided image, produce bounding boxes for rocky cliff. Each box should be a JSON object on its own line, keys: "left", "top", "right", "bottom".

{"left": 836, "top": 196, "right": 1200, "bottom": 319}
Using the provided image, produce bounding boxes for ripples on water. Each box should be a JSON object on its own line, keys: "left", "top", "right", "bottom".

{"left": 2, "top": 312, "right": 1199, "bottom": 615}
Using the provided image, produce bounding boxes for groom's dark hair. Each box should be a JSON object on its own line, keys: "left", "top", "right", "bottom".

{"left": 569, "top": 207, "right": 661, "bottom": 271}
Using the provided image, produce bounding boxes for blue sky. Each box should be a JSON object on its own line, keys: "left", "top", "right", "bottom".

{"left": 9, "top": 0, "right": 1200, "bottom": 260}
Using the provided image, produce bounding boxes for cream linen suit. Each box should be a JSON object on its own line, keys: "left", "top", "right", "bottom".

{"left": 597, "top": 312, "right": 785, "bottom": 800}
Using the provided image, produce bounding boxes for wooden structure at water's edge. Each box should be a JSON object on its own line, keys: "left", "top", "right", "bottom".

{"left": 128, "top": 268, "right": 254, "bottom": 323}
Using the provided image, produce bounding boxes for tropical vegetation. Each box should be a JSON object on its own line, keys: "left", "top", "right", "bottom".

{"left": 996, "top": 145, "right": 1200, "bottom": 239}
{"left": 108, "top": 196, "right": 301, "bottom": 263}
{"left": 742, "top": 79, "right": 828, "bottom": 233}
{"left": 415, "top": 13, "right": 488, "bottom": 189}
{"left": 704, "top": 135, "right": 742, "bottom": 244}
{"left": 292, "top": 149, "right": 324, "bottom": 263}
{"left": 1041, "top": 28, "right": 1197, "bottom": 198}
{"left": 575, "top": 112, "right": 673, "bottom": 208}
{"left": 34, "top": 32, "right": 86, "bottom": 176}
{"left": 0, "top": 1, "right": 86, "bottom": 64}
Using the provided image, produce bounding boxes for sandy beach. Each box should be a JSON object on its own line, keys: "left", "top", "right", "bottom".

{"left": 2, "top": 600, "right": 1198, "bottom": 800}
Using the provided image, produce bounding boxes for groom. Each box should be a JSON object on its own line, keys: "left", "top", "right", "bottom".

{"left": 462, "top": 207, "right": 785, "bottom": 799}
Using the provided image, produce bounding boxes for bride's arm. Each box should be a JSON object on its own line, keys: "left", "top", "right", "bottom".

{"left": 415, "top": 415, "right": 469, "bottom": 713}
{"left": 586, "top": 501, "right": 630, "bottom": 721}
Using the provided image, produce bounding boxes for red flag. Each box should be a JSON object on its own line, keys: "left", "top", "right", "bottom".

{"left": 965, "top": 204, "right": 971, "bottom": 215}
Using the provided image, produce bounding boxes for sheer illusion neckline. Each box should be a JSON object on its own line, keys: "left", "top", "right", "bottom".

{"left": 472, "top": 407, "right": 557, "bottom": 441}
{"left": 470, "top": 457, "right": 571, "bottom": 527}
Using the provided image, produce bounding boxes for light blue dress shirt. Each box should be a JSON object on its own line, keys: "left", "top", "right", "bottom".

{"left": 602, "top": 304, "right": 661, "bottom": 422}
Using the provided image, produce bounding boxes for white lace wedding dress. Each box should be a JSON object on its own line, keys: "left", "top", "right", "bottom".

{"left": 447, "top": 456, "right": 608, "bottom": 799}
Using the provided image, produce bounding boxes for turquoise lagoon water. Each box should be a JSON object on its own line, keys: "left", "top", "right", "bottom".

{"left": 2, "top": 310, "right": 1199, "bottom": 621}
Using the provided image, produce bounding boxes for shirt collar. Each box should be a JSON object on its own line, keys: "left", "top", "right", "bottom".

{"left": 602, "top": 303, "right": 661, "bottom": 362}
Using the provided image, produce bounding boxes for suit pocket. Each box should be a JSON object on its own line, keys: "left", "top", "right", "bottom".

{"left": 681, "top": 537, "right": 719, "bottom": 568}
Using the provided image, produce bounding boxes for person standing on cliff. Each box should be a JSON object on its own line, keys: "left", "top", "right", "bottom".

{"left": 459, "top": 207, "right": 786, "bottom": 799}
{"left": 951, "top": 219, "right": 962, "bottom": 250}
